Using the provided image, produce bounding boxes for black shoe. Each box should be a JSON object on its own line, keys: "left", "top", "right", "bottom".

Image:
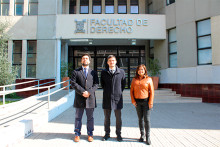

{"left": 146, "top": 137, "right": 151, "bottom": 145}
{"left": 117, "top": 135, "right": 123, "bottom": 142}
{"left": 102, "top": 134, "right": 110, "bottom": 141}
{"left": 139, "top": 137, "right": 144, "bottom": 142}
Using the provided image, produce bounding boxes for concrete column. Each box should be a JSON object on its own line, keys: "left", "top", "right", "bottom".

{"left": 139, "top": 0, "right": 146, "bottom": 14}
{"left": 127, "top": 0, "right": 130, "bottom": 14}
{"left": 21, "top": 40, "right": 27, "bottom": 78}
{"left": 89, "top": 0, "right": 92, "bottom": 14}
{"left": 9, "top": 0, "right": 14, "bottom": 16}
{"left": 114, "top": 0, "right": 118, "bottom": 14}
{"left": 102, "top": 0, "right": 105, "bottom": 14}
{"left": 76, "top": 0, "right": 80, "bottom": 14}
{"left": 57, "top": 0, "right": 63, "bottom": 14}
{"left": 8, "top": 40, "right": 13, "bottom": 64}
{"left": 23, "top": 0, "right": 28, "bottom": 15}
{"left": 63, "top": 0, "right": 70, "bottom": 14}
{"left": 56, "top": 39, "right": 61, "bottom": 86}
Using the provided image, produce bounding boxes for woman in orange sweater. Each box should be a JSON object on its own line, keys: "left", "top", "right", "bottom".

{"left": 130, "top": 64, "right": 154, "bottom": 145}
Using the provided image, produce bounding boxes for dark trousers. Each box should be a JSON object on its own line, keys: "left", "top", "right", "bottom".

{"left": 74, "top": 108, "right": 94, "bottom": 136}
{"left": 135, "top": 99, "right": 151, "bottom": 138}
{"left": 104, "top": 109, "right": 122, "bottom": 136}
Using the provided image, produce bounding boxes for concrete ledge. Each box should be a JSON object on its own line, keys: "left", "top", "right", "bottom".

{"left": 0, "top": 90, "right": 75, "bottom": 147}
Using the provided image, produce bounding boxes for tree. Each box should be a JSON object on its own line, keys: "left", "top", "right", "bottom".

{"left": 0, "top": 22, "right": 18, "bottom": 87}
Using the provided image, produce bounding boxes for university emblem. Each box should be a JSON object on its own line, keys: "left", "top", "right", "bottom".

{"left": 75, "top": 19, "right": 86, "bottom": 33}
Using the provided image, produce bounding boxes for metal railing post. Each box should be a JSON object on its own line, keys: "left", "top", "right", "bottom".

{"left": 38, "top": 80, "right": 40, "bottom": 94}
{"left": 3, "top": 86, "right": 5, "bottom": 105}
{"left": 48, "top": 87, "right": 50, "bottom": 109}
{"left": 68, "top": 80, "right": 70, "bottom": 94}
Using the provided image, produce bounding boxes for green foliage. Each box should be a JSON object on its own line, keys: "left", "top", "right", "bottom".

{"left": 61, "top": 61, "right": 68, "bottom": 79}
{"left": 148, "top": 58, "right": 161, "bottom": 77}
{"left": 68, "top": 62, "right": 74, "bottom": 77}
{"left": 6, "top": 92, "right": 23, "bottom": 99}
{"left": 0, "top": 22, "right": 18, "bottom": 86}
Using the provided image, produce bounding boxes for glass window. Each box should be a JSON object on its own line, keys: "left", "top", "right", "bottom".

{"left": 105, "top": 0, "right": 114, "bottom": 14}
{"left": 197, "top": 19, "right": 212, "bottom": 65}
{"left": 29, "top": 0, "right": 38, "bottom": 15}
{"left": 27, "top": 40, "right": 37, "bottom": 78}
{"left": 13, "top": 41, "right": 22, "bottom": 78}
{"left": 118, "top": 0, "right": 126, "bottom": 14}
{"left": 0, "top": 0, "right": 9, "bottom": 16}
{"left": 15, "top": 0, "right": 24, "bottom": 16}
{"left": 167, "top": 0, "right": 175, "bottom": 5}
{"left": 148, "top": 2, "right": 153, "bottom": 14}
{"left": 168, "top": 28, "right": 177, "bottom": 68}
{"left": 69, "top": 0, "right": 76, "bottom": 14}
{"left": 80, "top": 0, "right": 89, "bottom": 14}
{"left": 130, "top": 0, "right": 138, "bottom": 14}
{"left": 93, "top": 0, "right": 101, "bottom": 14}
{"left": 149, "top": 40, "right": 154, "bottom": 59}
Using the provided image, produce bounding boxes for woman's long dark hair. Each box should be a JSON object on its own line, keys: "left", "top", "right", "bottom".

{"left": 134, "top": 64, "right": 148, "bottom": 79}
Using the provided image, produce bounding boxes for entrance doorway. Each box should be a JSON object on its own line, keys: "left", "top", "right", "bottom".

{"left": 68, "top": 46, "right": 145, "bottom": 88}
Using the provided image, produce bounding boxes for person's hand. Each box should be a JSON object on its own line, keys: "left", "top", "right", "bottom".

{"left": 149, "top": 104, "right": 153, "bottom": 109}
{"left": 82, "top": 91, "right": 90, "bottom": 98}
{"left": 132, "top": 102, "right": 137, "bottom": 107}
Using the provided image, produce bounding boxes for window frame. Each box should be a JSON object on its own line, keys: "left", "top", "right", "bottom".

{"left": 28, "top": 0, "right": 38, "bottom": 15}
{"left": 13, "top": 40, "right": 22, "bottom": 78}
{"left": 0, "top": 0, "right": 10, "bottom": 16}
{"left": 69, "top": 0, "right": 76, "bottom": 14}
{"left": 26, "top": 40, "right": 37, "bottom": 78}
{"left": 118, "top": 0, "right": 127, "bottom": 14}
{"left": 105, "top": 0, "right": 114, "bottom": 14}
{"left": 130, "top": 0, "right": 139, "bottom": 14}
{"left": 149, "top": 40, "right": 154, "bottom": 60}
{"left": 168, "top": 28, "right": 177, "bottom": 68}
{"left": 92, "top": 0, "right": 102, "bottom": 14}
{"left": 196, "top": 18, "right": 212, "bottom": 65}
{"left": 80, "top": 0, "right": 89, "bottom": 14}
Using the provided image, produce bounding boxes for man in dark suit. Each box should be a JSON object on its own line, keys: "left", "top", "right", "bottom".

{"left": 101, "top": 55, "right": 126, "bottom": 142}
{"left": 71, "top": 53, "right": 99, "bottom": 142}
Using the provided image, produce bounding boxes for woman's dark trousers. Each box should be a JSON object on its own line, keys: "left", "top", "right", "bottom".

{"left": 135, "top": 99, "right": 151, "bottom": 139}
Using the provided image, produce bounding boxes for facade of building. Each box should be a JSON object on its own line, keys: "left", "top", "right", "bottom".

{"left": 0, "top": 0, "right": 220, "bottom": 102}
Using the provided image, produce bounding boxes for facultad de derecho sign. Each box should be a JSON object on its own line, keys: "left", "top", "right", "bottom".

{"left": 75, "top": 18, "right": 148, "bottom": 34}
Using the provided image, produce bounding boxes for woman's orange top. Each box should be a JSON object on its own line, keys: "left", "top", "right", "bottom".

{"left": 130, "top": 76, "right": 154, "bottom": 105}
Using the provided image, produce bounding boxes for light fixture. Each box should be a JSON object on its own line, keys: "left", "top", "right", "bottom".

{"left": 70, "top": 39, "right": 89, "bottom": 42}
{"left": 131, "top": 39, "right": 136, "bottom": 45}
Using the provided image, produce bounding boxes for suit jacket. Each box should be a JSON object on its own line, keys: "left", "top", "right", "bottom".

{"left": 101, "top": 66, "right": 126, "bottom": 110}
{"left": 71, "top": 67, "right": 99, "bottom": 108}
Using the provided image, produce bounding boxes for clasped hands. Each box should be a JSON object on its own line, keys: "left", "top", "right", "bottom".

{"left": 82, "top": 91, "right": 90, "bottom": 98}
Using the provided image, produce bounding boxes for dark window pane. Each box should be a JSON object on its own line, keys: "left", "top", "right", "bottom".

{"left": 131, "top": 0, "right": 138, "bottom": 5}
{"left": 15, "top": 4, "right": 23, "bottom": 15}
{"left": 80, "top": 0, "right": 89, "bottom": 5}
{"left": 69, "top": 0, "right": 76, "bottom": 14}
{"left": 118, "top": 0, "right": 126, "bottom": 5}
{"left": 105, "top": 0, "right": 114, "bottom": 5}
{"left": 93, "top": 0, "right": 101, "bottom": 5}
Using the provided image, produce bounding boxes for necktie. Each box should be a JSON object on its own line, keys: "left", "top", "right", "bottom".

{"left": 84, "top": 68, "right": 87, "bottom": 78}
{"left": 110, "top": 70, "right": 114, "bottom": 75}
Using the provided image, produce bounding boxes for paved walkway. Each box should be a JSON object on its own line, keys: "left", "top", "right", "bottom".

{"left": 14, "top": 90, "right": 220, "bottom": 147}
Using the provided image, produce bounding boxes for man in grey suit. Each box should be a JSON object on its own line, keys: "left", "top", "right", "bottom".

{"left": 71, "top": 53, "right": 99, "bottom": 142}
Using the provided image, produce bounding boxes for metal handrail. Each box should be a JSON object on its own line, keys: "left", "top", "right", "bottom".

{"left": 0, "top": 79, "right": 70, "bottom": 108}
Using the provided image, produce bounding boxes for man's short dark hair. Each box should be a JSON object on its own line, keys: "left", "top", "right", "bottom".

{"left": 107, "top": 55, "right": 117, "bottom": 61}
{"left": 81, "top": 53, "right": 91, "bottom": 61}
